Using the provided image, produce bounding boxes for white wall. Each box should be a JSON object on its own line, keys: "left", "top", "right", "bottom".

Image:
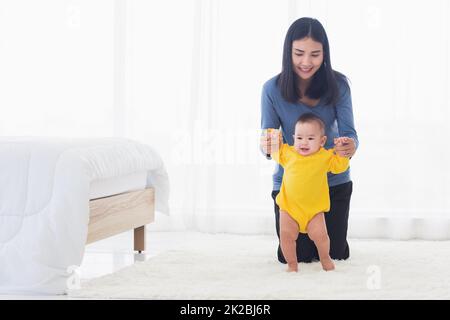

{"left": 0, "top": 0, "right": 115, "bottom": 137}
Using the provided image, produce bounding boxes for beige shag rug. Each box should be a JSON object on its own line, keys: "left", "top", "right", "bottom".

{"left": 69, "top": 234, "right": 450, "bottom": 299}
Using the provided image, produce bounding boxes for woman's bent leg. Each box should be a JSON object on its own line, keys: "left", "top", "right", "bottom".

{"left": 326, "top": 181, "right": 353, "bottom": 260}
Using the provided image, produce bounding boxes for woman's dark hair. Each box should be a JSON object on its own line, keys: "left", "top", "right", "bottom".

{"left": 277, "top": 17, "right": 348, "bottom": 106}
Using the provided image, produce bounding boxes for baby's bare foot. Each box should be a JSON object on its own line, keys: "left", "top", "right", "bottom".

{"left": 287, "top": 263, "right": 298, "bottom": 272}
{"left": 320, "top": 257, "right": 335, "bottom": 271}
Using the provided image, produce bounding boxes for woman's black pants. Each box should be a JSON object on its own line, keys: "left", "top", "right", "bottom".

{"left": 272, "top": 181, "right": 353, "bottom": 263}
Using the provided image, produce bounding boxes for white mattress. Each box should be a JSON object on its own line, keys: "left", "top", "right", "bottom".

{"left": 89, "top": 171, "right": 148, "bottom": 200}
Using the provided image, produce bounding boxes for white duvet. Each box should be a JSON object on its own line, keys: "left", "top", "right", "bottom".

{"left": 0, "top": 137, "right": 169, "bottom": 294}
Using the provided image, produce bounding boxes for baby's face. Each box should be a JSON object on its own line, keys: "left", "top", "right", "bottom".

{"left": 293, "top": 121, "right": 327, "bottom": 156}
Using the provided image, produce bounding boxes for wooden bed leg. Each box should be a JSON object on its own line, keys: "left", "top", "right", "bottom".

{"left": 134, "top": 225, "right": 146, "bottom": 253}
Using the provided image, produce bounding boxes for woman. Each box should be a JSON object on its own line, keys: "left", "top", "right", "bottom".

{"left": 260, "top": 17, "right": 358, "bottom": 263}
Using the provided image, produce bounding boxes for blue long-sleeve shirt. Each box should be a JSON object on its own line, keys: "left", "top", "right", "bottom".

{"left": 260, "top": 75, "right": 359, "bottom": 190}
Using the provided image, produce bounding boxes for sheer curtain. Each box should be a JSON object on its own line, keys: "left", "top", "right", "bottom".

{"left": 309, "top": 0, "right": 450, "bottom": 239}
{"left": 1, "top": 0, "right": 449, "bottom": 239}
{"left": 125, "top": 0, "right": 450, "bottom": 239}
{"left": 123, "top": 0, "right": 291, "bottom": 234}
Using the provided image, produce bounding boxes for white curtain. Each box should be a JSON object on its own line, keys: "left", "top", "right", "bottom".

{"left": 1, "top": 0, "right": 449, "bottom": 239}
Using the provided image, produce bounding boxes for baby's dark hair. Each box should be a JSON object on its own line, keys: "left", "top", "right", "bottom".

{"left": 296, "top": 113, "right": 326, "bottom": 135}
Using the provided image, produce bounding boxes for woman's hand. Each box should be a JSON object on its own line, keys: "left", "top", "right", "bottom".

{"left": 260, "top": 129, "right": 281, "bottom": 156}
{"left": 334, "top": 137, "right": 356, "bottom": 158}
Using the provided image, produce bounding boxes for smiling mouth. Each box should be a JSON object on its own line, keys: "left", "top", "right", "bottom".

{"left": 298, "top": 67, "right": 313, "bottom": 73}
{"left": 300, "top": 147, "right": 310, "bottom": 152}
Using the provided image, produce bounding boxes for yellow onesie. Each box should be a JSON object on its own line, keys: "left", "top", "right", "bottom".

{"left": 272, "top": 143, "right": 350, "bottom": 233}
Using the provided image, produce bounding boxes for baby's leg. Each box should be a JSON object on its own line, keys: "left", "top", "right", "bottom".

{"left": 307, "top": 213, "right": 335, "bottom": 271}
{"left": 279, "top": 210, "right": 299, "bottom": 272}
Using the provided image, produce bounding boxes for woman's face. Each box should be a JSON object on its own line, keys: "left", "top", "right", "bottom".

{"left": 291, "top": 37, "right": 324, "bottom": 81}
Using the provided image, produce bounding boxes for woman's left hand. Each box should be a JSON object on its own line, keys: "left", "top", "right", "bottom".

{"left": 334, "top": 137, "right": 356, "bottom": 158}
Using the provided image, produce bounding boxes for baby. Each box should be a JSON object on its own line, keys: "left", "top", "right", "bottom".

{"left": 267, "top": 113, "right": 349, "bottom": 272}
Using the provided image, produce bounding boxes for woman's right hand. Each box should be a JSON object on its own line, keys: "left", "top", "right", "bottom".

{"left": 260, "top": 129, "right": 281, "bottom": 155}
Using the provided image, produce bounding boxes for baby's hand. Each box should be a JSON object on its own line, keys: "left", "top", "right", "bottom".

{"left": 260, "top": 128, "right": 282, "bottom": 155}
{"left": 334, "top": 137, "right": 355, "bottom": 158}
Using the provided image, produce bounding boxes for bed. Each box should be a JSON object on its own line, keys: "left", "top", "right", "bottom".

{"left": 87, "top": 172, "right": 155, "bottom": 253}
{"left": 0, "top": 137, "right": 170, "bottom": 294}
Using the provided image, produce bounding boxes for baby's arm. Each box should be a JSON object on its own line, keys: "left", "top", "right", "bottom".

{"left": 271, "top": 142, "right": 287, "bottom": 165}
{"left": 328, "top": 149, "right": 350, "bottom": 174}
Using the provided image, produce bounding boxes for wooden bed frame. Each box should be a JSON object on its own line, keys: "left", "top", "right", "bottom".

{"left": 86, "top": 187, "right": 155, "bottom": 253}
